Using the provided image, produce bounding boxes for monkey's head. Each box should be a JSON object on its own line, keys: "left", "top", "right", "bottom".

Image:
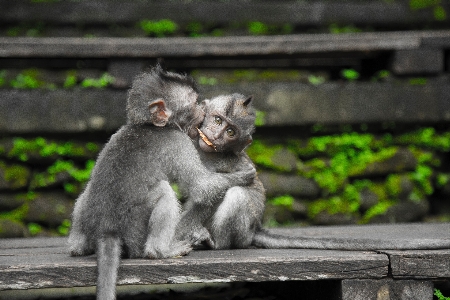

{"left": 197, "top": 93, "right": 256, "bottom": 154}
{"left": 126, "top": 65, "right": 204, "bottom": 138}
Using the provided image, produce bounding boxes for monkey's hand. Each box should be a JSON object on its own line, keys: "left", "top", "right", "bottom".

{"left": 145, "top": 239, "right": 192, "bottom": 259}
{"left": 174, "top": 210, "right": 214, "bottom": 247}
{"left": 231, "top": 160, "right": 256, "bottom": 186}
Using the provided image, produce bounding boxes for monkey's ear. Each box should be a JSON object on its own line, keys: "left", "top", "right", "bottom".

{"left": 149, "top": 99, "right": 172, "bottom": 127}
{"left": 243, "top": 95, "right": 253, "bottom": 107}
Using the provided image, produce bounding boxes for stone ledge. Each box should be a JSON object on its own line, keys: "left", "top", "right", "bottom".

{"left": 2, "top": 80, "right": 449, "bottom": 133}
{"left": 1, "top": 1, "right": 448, "bottom": 25}
{"left": 1, "top": 30, "right": 450, "bottom": 58}
{"left": 0, "top": 238, "right": 388, "bottom": 290}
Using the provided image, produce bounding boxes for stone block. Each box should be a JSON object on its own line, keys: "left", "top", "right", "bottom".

{"left": 349, "top": 148, "right": 417, "bottom": 178}
{"left": 258, "top": 172, "right": 320, "bottom": 198}
{"left": 312, "top": 212, "right": 358, "bottom": 225}
{"left": 0, "top": 160, "right": 31, "bottom": 190}
{"left": 341, "top": 278, "right": 433, "bottom": 300}
{"left": 368, "top": 200, "right": 429, "bottom": 224}
{"left": 392, "top": 49, "right": 444, "bottom": 75}
{"left": 29, "top": 171, "right": 71, "bottom": 190}
{"left": 269, "top": 148, "right": 298, "bottom": 173}
{"left": 24, "top": 192, "right": 73, "bottom": 227}
{"left": 0, "top": 89, "right": 127, "bottom": 133}
{"left": 108, "top": 59, "right": 148, "bottom": 89}
{"left": 1, "top": 81, "right": 450, "bottom": 133}
{"left": 0, "top": 194, "right": 27, "bottom": 211}
{"left": 359, "top": 188, "right": 379, "bottom": 211}
{"left": 0, "top": 219, "right": 26, "bottom": 238}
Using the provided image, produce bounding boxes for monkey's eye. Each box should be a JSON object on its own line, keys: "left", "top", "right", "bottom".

{"left": 214, "top": 116, "right": 222, "bottom": 125}
{"left": 226, "top": 127, "right": 236, "bottom": 137}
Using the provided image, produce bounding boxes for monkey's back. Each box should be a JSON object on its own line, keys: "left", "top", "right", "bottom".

{"left": 74, "top": 124, "right": 196, "bottom": 257}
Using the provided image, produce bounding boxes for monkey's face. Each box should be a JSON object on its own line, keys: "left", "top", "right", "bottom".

{"left": 197, "top": 95, "right": 255, "bottom": 154}
{"left": 198, "top": 111, "right": 240, "bottom": 153}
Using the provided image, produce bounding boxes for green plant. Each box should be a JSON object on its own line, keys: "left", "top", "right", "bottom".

{"left": 10, "top": 69, "right": 42, "bottom": 89}
{"left": 28, "top": 223, "right": 43, "bottom": 236}
{"left": 197, "top": 76, "right": 218, "bottom": 85}
{"left": 248, "top": 21, "right": 269, "bottom": 35}
{"left": 437, "top": 173, "right": 449, "bottom": 187}
{"left": 341, "top": 69, "right": 360, "bottom": 81}
{"left": 410, "top": 0, "right": 447, "bottom": 20}
{"left": 247, "top": 140, "right": 295, "bottom": 172}
{"left": 81, "top": 73, "right": 115, "bottom": 88}
{"left": 308, "top": 75, "right": 326, "bottom": 85}
{"left": 329, "top": 23, "right": 362, "bottom": 34}
{"left": 6, "top": 22, "right": 45, "bottom": 37}
{"left": 371, "top": 70, "right": 391, "bottom": 81}
{"left": 139, "top": 19, "right": 178, "bottom": 37}
{"left": 308, "top": 187, "right": 360, "bottom": 219}
{"left": 409, "top": 77, "right": 428, "bottom": 85}
{"left": 255, "top": 110, "right": 266, "bottom": 127}
{"left": 0, "top": 70, "right": 7, "bottom": 87}
{"left": 395, "top": 128, "right": 450, "bottom": 151}
{"left": 31, "top": 159, "right": 95, "bottom": 190}
{"left": 63, "top": 71, "right": 77, "bottom": 88}
{"left": 211, "top": 28, "right": 225, "bottom": 37}
{"left": 247, "top": 21, "right": 293, "bottom": 36}
{"left": 435, "top": 288, "right": 450, "bottom": 300}
{"left": 0, "top": 204, "right": 29, "bottom": 222}
{"left": 1, "top": 161, "right": 30, "bottom": 189}
{"left": 186, "top": 22, "right": 204, "bottom": 37}
{"left": 268, "top": 195, "right": 294, "bottom": 209}
{"left": 170, "top": 183, "right": 183, "bottom": 200}
{"left": 361, "top": 200, "right": 395, "bottom": 223}
{"left": 434, "top": 5, "right": 447, "bottom": 20}
{"left": 7, "top": 137, "right": 100, "bottom": 161}
{"left": 57, "top": 219, "right": 71, "bottom": 236}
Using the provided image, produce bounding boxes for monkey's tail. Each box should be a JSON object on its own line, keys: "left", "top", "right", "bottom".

{"left": 97, "top": 235, "right": 122, "bottom": 300}
{"left": 252, "top": 229, "right": 378, "bottom": 250}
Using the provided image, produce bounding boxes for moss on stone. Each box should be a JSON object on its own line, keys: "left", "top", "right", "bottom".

{"left": 7, "top": 137, "right": 101, "bottom": 162}
{"left": 0, "top": 219, "right": 26, "bottom": 238}
{"left": 307, "top": 185, "right": 360, "bottom": 220}
{"left": 247, "top": 140, "right": 298, "bottom": 172}
{"left": 361, "top": 200, "right": 396, "bottom": 224}
{"left": 0, "top": 161, "right": 31, "bottom": 189}
{"left": 0, "top": 203, "right": 29, "bottom": 222}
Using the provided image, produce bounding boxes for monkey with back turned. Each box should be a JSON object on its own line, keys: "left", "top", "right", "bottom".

{"left": 68, "top": 66, "right": 255, "bottom": 300}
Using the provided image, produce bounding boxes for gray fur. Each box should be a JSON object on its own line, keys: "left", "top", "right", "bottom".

{"left": 184, "top": 93, "right": 266, "bottom": 249}
{"left": 68, "top": 66, "right": 255, "bottom": 299}
{"left": 193, "top": 94, "right": 374, "bottom": 251}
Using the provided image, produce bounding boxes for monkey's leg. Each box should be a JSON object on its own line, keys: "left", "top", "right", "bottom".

{"left": 68, "top": 229, "right": 94, "bottom": 256}
{"left": 144, "top": 181, "right": 192, "bottom": 259}
{"left": 68, "top": 192, "right": 95, "bottom": 256}
{"left": 210, "top": 186, "right": 264, "bottom": 249}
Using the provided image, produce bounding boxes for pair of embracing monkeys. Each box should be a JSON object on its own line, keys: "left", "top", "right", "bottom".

{"left": 68, "top": 65, "right": 349, "bottom": 299}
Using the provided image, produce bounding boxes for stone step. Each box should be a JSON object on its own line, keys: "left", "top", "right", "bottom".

{"left": 1, "top": 80, "right": 449, "bottom": 133}
{"left": 1, "top": 31, "right": 450, "bottom": 58}
{"left": 1, "top": 1, "right": 448, "bottom": 26}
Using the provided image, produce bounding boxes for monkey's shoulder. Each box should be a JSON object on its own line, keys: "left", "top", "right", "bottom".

{"left": 107, "top": 125, "right": 192, "bottom": 149}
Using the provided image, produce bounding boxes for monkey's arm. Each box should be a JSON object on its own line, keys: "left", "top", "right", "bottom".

{"left": 175, "top": 162, "right": 256, "bottom": 244}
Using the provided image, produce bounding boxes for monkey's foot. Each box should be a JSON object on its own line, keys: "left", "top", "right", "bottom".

{"left": 144, "top": 240, "right": 192, "bottom": 259}
{"left": 67, "top": 233, "right": 94, "bottom": 256}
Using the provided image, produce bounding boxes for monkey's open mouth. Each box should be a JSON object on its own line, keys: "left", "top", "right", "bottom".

{"left": 197, "top": 128, "right": 217, "bottom": 151}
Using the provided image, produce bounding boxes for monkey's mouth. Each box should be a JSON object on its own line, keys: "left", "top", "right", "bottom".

{"left": 196, "top": 128, "right": 217, "bottom": 151}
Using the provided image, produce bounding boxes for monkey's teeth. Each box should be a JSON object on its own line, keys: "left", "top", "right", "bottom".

{"left": 196, "top": 128, "right": 217, "bottom": 151}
